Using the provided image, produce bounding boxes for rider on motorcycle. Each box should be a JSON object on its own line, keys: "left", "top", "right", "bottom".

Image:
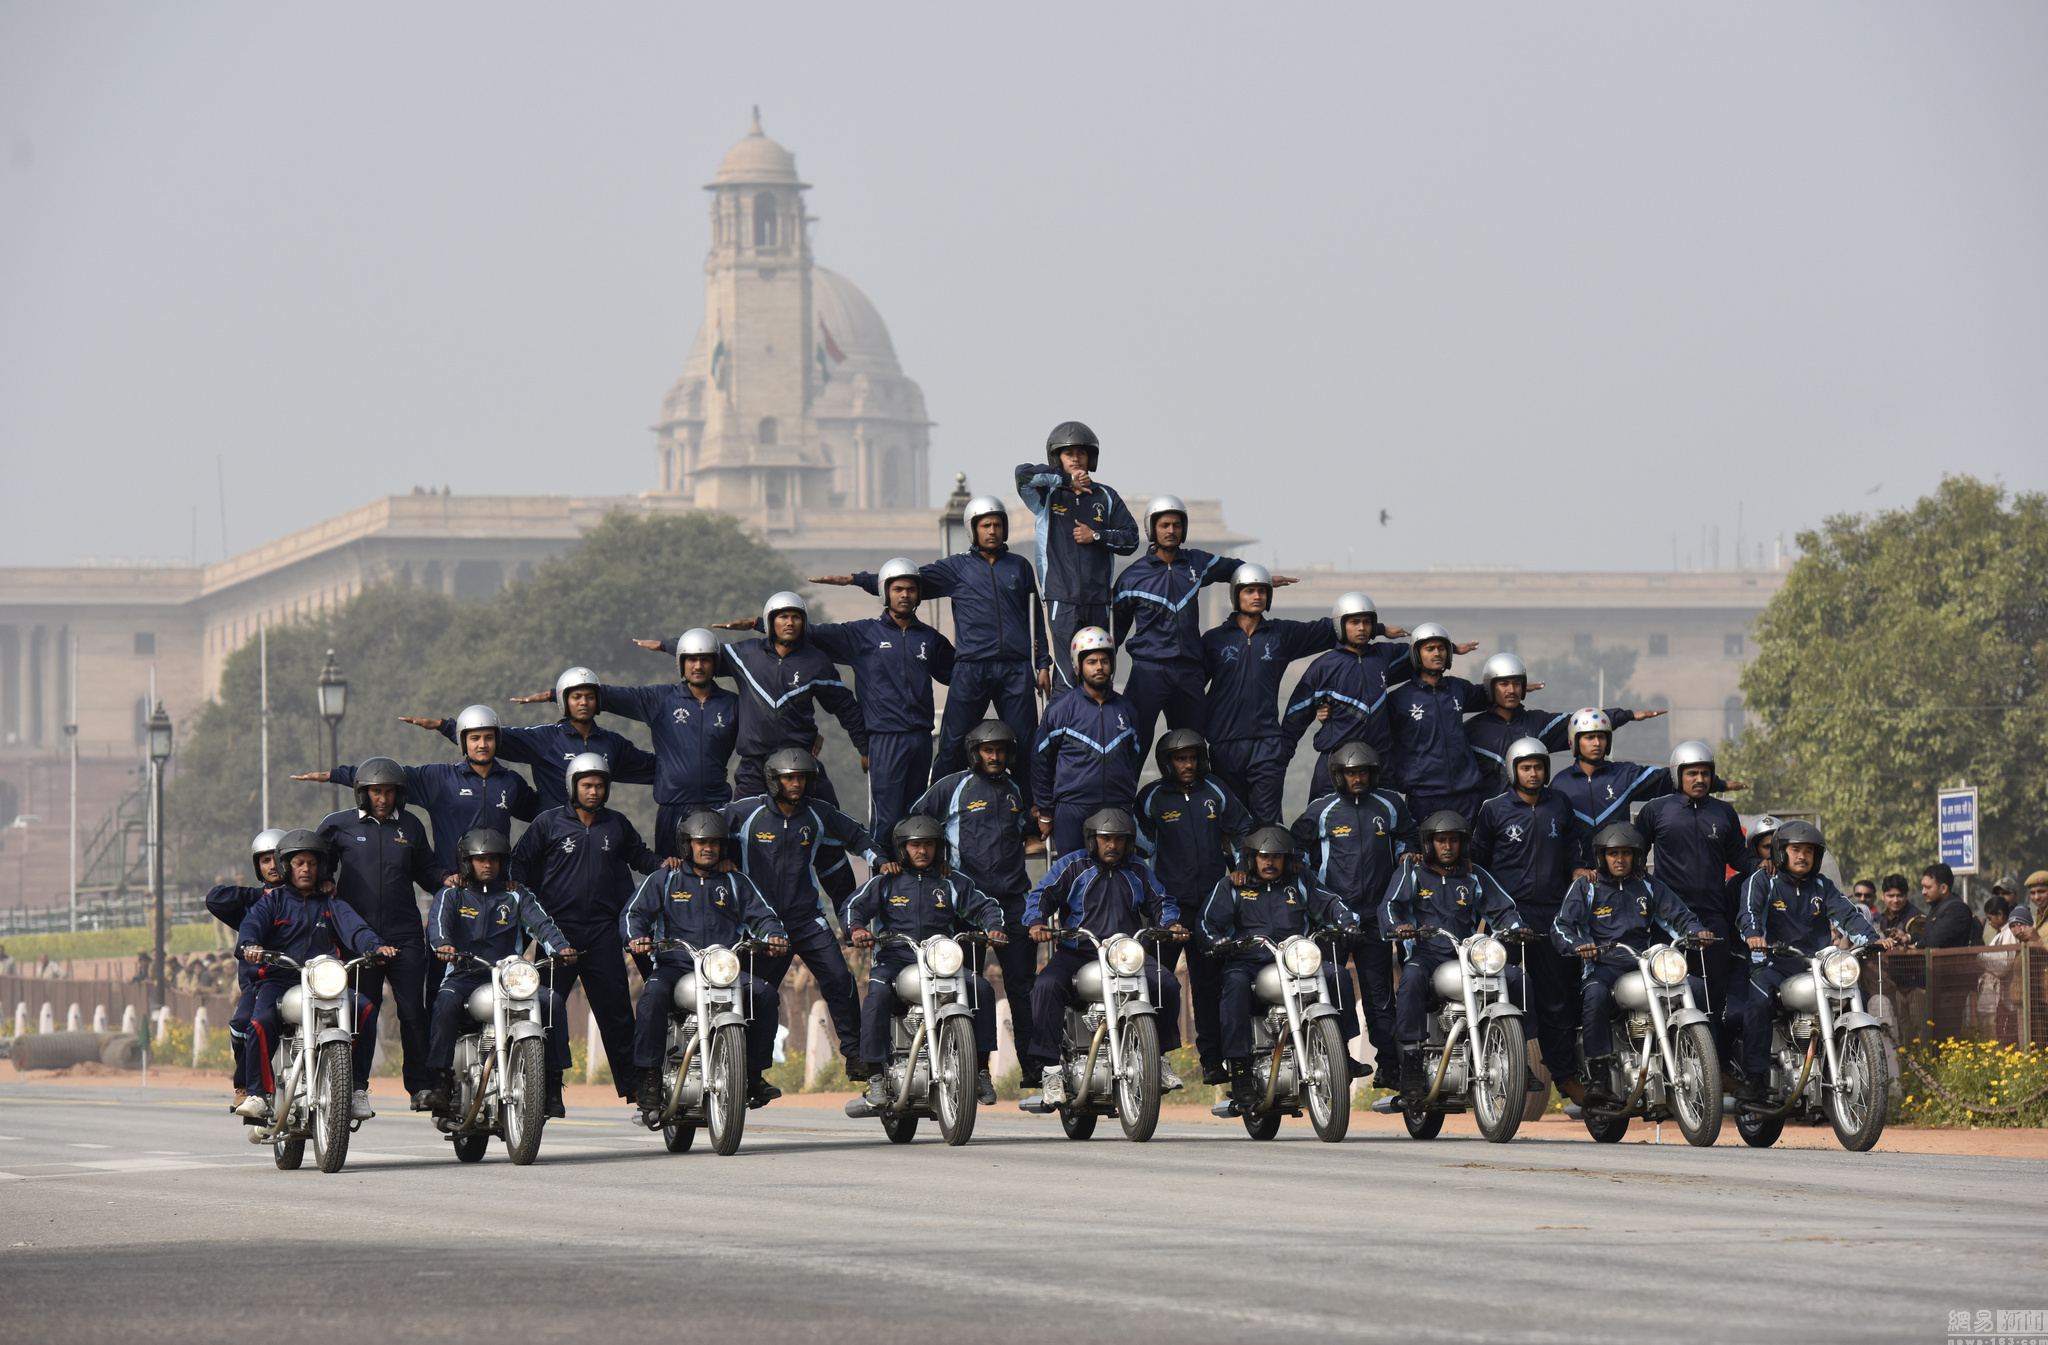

{"left": 844, "top": 814, "right": 1010, "bottom": 1110}
{"left": 422, "top": 828, "right": 580, "bottom": 1119}
{"left": 624, "top": 811, "right": 792, "bottom": 1112}
{"left": 232, "top": 830, "right": 398, "bottom": 1119}
{"left": 1734, "top": 820, "right": 1878, "bottom": 1102}
{"left": 1381, "top": 810, "right": 1527, "bottom": 1098}
{"left": 211, "top": 827, "right": 285, "bottom": 1115}
{"left": 1552, "top": 822, "right": 1712, "bottom": 1107}
{"left": 1200, "top": 825, "right": 1360, "bottom": 1113}
{"left": 1023, "top": 808, "right": 1192, "bottom": 1089}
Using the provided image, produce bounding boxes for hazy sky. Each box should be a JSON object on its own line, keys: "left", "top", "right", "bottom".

{"left": 3, "top": 3, "right": 2043, "bottom": 572}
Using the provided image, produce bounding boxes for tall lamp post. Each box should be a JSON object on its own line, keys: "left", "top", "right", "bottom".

{"left": 936, "top": 473, "right": 972, "bottom": 641}
{"left": 317, "top": 651, "right": 348, "bottom": 812}
{"left": 146, "top": 700, "right": 173, "bottom": 1035}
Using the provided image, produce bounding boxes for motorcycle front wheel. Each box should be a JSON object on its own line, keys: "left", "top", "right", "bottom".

{"left": 704, "top": 1023, "right": 748, "bottom": 1156}
{"left": 311, "top": 1040, "right": 353, "bottom": 1174}
{"left": 502, "top": 1037, "right": 546, "bottom": 1166}
{"left": 1671, "top": 1022, "right": 1724, "bottom": 1147}
{"left": 1059, "top": 1107, "right": 1097, "bottom": 1140}
{"left": 1402, "top": 1106, "right": 1445, "bottom": 1140}
{"left": 1303, "top": 1017, "right": 1352, "bottom": 1143}
{"left": 1472, "top": 1015, "right": 1529, "bottom": 1143}
{"left": 935, "top": 1016, "right": 978, "bottom": 1147}
{"left": 1115, "top": 1014, "right": 1161, "bottom": 1143}
{"left": 452, "top": 1132, "right": 490, "bottom": 1163}
{"left": 1736, "top": 1108, "right": 1784, "bottom": 1148}
{"left": 1826, "top": 1025, "right": 1888, "bottom": 1152}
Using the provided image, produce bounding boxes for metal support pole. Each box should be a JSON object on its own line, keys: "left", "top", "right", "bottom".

{"left": 259, "top": 621, "right": 269, "bottom": 830}
{"left": 329, "top": 721, "right": 341, "bottom": 814}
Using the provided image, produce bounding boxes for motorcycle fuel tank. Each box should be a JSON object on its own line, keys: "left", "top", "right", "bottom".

{"left": 1431, "top": 960, "right": 1465, "bottom": 1000}
{"left": 1072, "top": 961, "right": 1105, "bottom": 1002}
{"left": 466, "top": 985, "right": 496, "bottom": 1023}
{"left": 1254, "top": 964, "right": 1289, "bottom": 1005}
{"left": 673, "top": 974, "right": 699, "bottom": 1009}
{"left": 892, "top": 964, "right": 925, "bottom": 1003}
{"left": 1612, "top": 971, "right": 1650, "bottom": 1010}
{"left": 1778, "top": 972, "right": 1820, "bottom": 1013}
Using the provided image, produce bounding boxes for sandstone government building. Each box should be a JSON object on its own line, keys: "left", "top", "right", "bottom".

{"left": 0, "top": 114, "right": 1784, "bottom": 907}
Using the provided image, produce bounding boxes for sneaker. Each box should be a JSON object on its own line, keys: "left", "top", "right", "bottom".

{"left": 351, "top": 1090, "right": 376, "bottom": 1121}
{"left": 544, "top": 1072, "right": 565, "bottom": 1120}
{"left": 865, "top": 1075, "right": 888, "bottom": 1110}
{"left": 843, "top": 1056, "right": 873, "bottom": 1083}
{"left": 233, "top": 1092, "right": 271, "bottom": 1119}
{"left": 229, "top": 1088, "right": 249, "bottom": 1113}
{"left": 1349, "top": 1057, "right": 1371, "bottom": 1080}
{"left": 975, "top": 1069, "right": 997, "bottom": 1106}
{"left": 1200, "top": 1061, "right": 1229, "bottom": 1086}
{"left": 1158, "top": 1059, "right": 1184, "bottom": 1092}
{"left": 1040, "top": 1066, "right": 1066, "bottom": 1106}
{"left": 747, "top": 1076, "right": 781, "bottom": 1109}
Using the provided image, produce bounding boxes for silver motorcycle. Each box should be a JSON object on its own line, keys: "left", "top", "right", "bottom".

{"left": 1207, "top": 932, "right": 1352, "bottom": 1142}
{"left": 244, "top": 951, "right": 379, "bottom": 1173}
{"left": 642, "top": 936, "right": 768, "bottom": 1156}
{"left": 1020, "top": 925, "right": 1173, "bottom": 1142}
{"left": 1567, "top": 936, "right": 1722, "bottom": 1146}
{"left": 437, "top": 951, "right": 563, "bottom": 1165}
{"left": 843, "top": 931, "right": 986, "bottom": 1145}
{"left": 1732, "top": 942, "right": 1888, "bottom": 1152}
{"left": 1371, "top": 925, "right": 1530, "bottom": 1143}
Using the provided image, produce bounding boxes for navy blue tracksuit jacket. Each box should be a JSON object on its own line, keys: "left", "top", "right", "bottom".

{"left": 235, "top": 886, "right": 382, "bottom": 984}
{"left": 1463, "top": 706, "right": 1636, "bottom": 779}
{"left": 1201, "top": 615, "right": 1339, "bottom": 744}
{"left": 1112, "top": 548, "right": 1246, "bottom": 666}
{"left": 329, "top": 758, "right": 538, "bottom": 871}
{"left": 594, "top": 681, "right": 741, "bottom": 810}
{"left": 1384, "top": 674, "right": 1492, "bottom": 810}
{"left": 1635, "top": 794, "right": 1755, "bottom": 940}
{"left": 622, "top": 866, "right": 787, "bottom": 965}
{"left": 913, "top": 769, "right": 1033, "bottom": 900}
{"left": 1291, "top": 790, "right": 1413, "bottom": 928}
{"left": 1282, "top": 641, "right": 1414, "bottom": 761}
{"left": 652, "top": 634, "right": 870, "bottom": 762}
{"left": 1200, "top": 872, "right": 1357, "bottom": 944}
{"left": 810, "top": 610, "right": 956, "bottom": 843}
{"left": 1013, "top": 465, "right": 1139, "bottom": 604}
{"left": 851, "top": 552, "right": 1047, "bottom": 668}
{"left": 1470, "top": 788, "right": 1592, "bottom": 918}
{"left": 1133, "top": 776, "right": 1251, "bottom": 920}
{"left": 508, "top": 806, "right": 662, "bottom": 949}
{"left": 317, "top": 807, "right": 450, "bottom": 945}
{"left": 435, "top": 715, "right": 658, "bottom": 816}
{"left": 424, "top": 879, "right": 574, "bottom": 1071}
{"left": 1551, "top": 758, "right": 1686, "bottom": 832}
{"left": 1031, "top": 685, "right": 1143, "bottom": 850}
{"left": 721, "top": 794, "right": 881, "bottom": 927}
{"left": 1552, "top": 872, "right": 1704, "bottom": 963}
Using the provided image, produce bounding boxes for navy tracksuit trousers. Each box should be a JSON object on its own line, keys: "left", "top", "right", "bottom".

{"left": 1327, "top": 930, "right": 1399, "bottom": 1071}
{"left": 1520, "top": 920, "right": 1583, "bottom": 1081}
{"left": 1210, "top": 737, "right": 1293, "bottom": 826}
{"left": 934, "top": 660, "right": 1039, "bottom": 810}
{"left": 1396, "top": 944, "right": 1523, "bottom": 1044}
{"left": 426, "top": 970, "right": 571, "bottom": 1072}
{"left": 542, "top": 937, "right": 642, "bottom": 1098}
{"left": 1218, "top": 955, "right": 1350, "bottom": 1061}
{"left": 634, "top": 963, "right": 780, "bottom": 1075}
{"left": 971, "top": 894, "right": 1037, "bottom": 1065}
{"left": 1123, "top": 659, "right": 1207, "bottom": 765}
{"left": 1580, "top": 955, "right": 1708, "bottom": 1061}
{"left": 228, "top": 974, "right": 258, "bottom": 1089}
{"left": 1158, "top": 942, "right": 1224, "bottom": 1065}
{"left": 1047, "top": 601, "right": 1111, "bottom": 692}
{"left": 356, "top": 941, "right": 435, "bottom": 1093}
{"left": 1740, "top": 956, "right": 1802, "bottom": 1077}
{"left": 860, "top": 948, "right": 998, "bottom": 1065}
{"left": 754, "top": 913, "right": 863, "bottom": 1059}
{"left": 1027, "top": 945, "right": 1182, "bottom": 1062}
{"left": 863, "top": 729, "right": 934, "bottom": 850}
{"left": 246, "top": 980, "right": 375, "bottom": 1094}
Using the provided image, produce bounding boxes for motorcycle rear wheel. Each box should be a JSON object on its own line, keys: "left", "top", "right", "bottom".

{"left": 1473, "top": 1015, "right": 1529, "bottom": 1143}
{"left": 663, "top": 1119, "right": 696, "bottom": 1153}
{"left": 1059, "top": 1108, "right": 1097, "bottom": 1140}
{"left": 1242, "top": 1107, "right": 1283, "bottom": 1140}
{"left": 272, "top": 1135, "right": 305, "bottom": 1170}
{"left": 1736, "top": 1108, "right": 1784, "bottom": 1148}
{"left": 502, "top": 1037, "right": 546, "bottom": 1166}
{"left": 880, "top": 1113, "right": 920, "bottom": 1144}
{"left": 1826, "top": 1025, "right": 1888, "bottom": 1152}
{"left": 1115, "top": 1015, "right": 1161, "bottom": 1143}
{"left": 1304, "top": 1017, "right": 1352, "bottom": 1143}
{"left": 704, "top": 1023, "right": 748, "bottom": 1156}
{"left": 311, "top": 1040, "right": 353, "bottom": 1174}
{"left": 1671, "top": 1022, "right": 1724, "bottom": 1147}
{"left": 452, "top": 1132, "right": 490, "bottom": 1163}
{"left": 1403, "top": 1106, "right": 1445, "bottom": 1140}
{"left": 935, "top": 1016, "right": 978, "bottom": 1147}
{"left": 1583, "top": 1112, "right": 1630, "bottom": 1143}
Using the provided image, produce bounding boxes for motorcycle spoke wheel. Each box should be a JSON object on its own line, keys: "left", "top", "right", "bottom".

{"left": 1474, "top": 1016, "right": 1529, "bottom": 1143}
{"left": 452, "top": 1132, "right": 490, "bottom": 1163}
{"left": 880, "top": 1113, "right": 920, "bottom": 1144}
{"left": 1304, "top": 1018, "right": 1352, "bottom": 1143}
{"left": 272, "top": 1135, "right": 305, "bottom": 1170}
{"left": 1059, "top": 1107, "right": 1097, "bottom": 1140}
{"left": 312, "top": 1041, "right": 353, "bottom": 1174}
{"left": 705, "top": 1024, "right": 748, "bottom": 1156}
{"left": 502, "top": 1038, "right": 546, "bottom": 1166}
{"left": 1115, "top": 1015, "right": 1161, "bottom": 1143}
{"left": 935, "top": 1017, "right": 978, "bottom": 1147}
{"left": 1826, "top": 1026, "right": 1888, "bottom": 1152}
{"left": 1670, "top": 1023, "right": 1724, "bottom": 1147}
{"left": 1735, "top": 1108, "right": 1784, "bottom": 1148}
{"left": 1402, "top": 1106, "right": 1445, "bottom": 1140}
{"left": 1583, "top": 1111, "right": 1630, "bottom": 1143}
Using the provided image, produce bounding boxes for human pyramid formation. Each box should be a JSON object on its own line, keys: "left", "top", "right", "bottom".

{"left": 210, "top": 420, "right": 1894, "bottom": 1129}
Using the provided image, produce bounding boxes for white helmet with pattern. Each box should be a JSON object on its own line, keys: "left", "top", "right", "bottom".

{"left": 1568, "top": 707, "right": 1613, "bottom": 756}
{"left": 1070, "top": 626, "right": 1115, "bottom": 669}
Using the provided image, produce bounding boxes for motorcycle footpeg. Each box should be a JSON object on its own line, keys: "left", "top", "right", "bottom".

{"left": 1016, "top": 1095, "right": 1055, "bottom": 1115}
{"left": 843, "top": 1096, "right": 877, "bottom": 1119}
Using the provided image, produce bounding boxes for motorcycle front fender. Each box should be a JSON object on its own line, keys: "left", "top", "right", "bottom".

{"left": 1475, "top": 1001, "right": 1525, "bottom": 1024}
{"left": 1831, "top": 1009, "right": 1881, "bottom": 1034}
{"left": 1662, "top": 1006, "right": 1710, "bottom": 1031}
{"left": 1298, "top": 1002, "right": 1344, "bottom": 1024}
{"left": 707, "top": 1011, "right": 749, "bottom": 1032}
{"left": 506, "top": 1019, "right": 546, "bottom": 1044}
{"left": 1112, "top": 1000, "right": 1158, "bottom": 1019}
{"left": 932, "top": 1002, "right": 975, "bottom": 1023}
{"left": 315, "top": 1026, "right": 354, "bottom": 1049}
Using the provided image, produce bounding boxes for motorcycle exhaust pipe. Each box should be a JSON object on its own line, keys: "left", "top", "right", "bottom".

{"left": 657, "top": 1037, "right": 701, "bottom": 1126}
{"left": 1752, "top": 1036, "right": 1819, "bottom": 1121}
{"left": 1421, "top": 1019, "right": 1467, "bottom": 1109}
{"left": 1074, "top": 1019, "right": 1109, "bottom": 1107}
{"left": 1260, "top": 1037, "right": 1286, "bottom": 1114}
{"left": 889, "top": 1022, "right": 928, "bottom": 1117}
{"left": 457, "top": 1051, "right": 495, "bottom": 1131}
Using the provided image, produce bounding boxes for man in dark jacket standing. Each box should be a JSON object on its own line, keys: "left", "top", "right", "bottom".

{"left": 1031, "top": 627, "right": 1143, "bottom": 855}
{"left": 1015, "top": 421, "right": 1138, "bottom": 692}
{"left": 1919, "top": 864, "right": 1978, "bottom": 948}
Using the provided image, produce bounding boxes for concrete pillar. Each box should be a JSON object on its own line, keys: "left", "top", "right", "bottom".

{"left": 65, "top": 1003, "right": 81, "bottom": 1031}
{"left": 152, "top": 1006, "right": 169, "bottom": 1042}
{"left": 803, "top": 999, "right": 833, "bottom": 1090}
{"left": 91, "top": 1005, "right": 108, "bottom": 1033}
{"left": 192, "top": 1006, "right": 210, "bottom": 1066}
{"left": 993, "top": 1001, "right": 1016, "bottom": 1080}
{"left": 120, "top": 1004, "right": 137, "bottom": 1034}
{"left": 38, "top": 1003, "right": 53, "bottom": 1033}
{"left": 585, "top": 1012, "right": 602, "bottom": 1085}
{"left": 13, "top": 1002, "right": 25, "bottom": 1037}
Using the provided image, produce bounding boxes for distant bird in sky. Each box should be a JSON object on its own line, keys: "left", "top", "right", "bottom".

{"left": 1379, "top": 509, "right": 1391, "bottom": 526}
{"left": 1866, "top": 483, "right": 1883, "bottom": 495}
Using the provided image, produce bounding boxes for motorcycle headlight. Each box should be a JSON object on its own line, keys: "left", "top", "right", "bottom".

{"left": 499, "top": 958, "right": 540, "bottom": 1000}
{"left": 1280, "top": 937, "right": 1323, "bottom": 978}
{"left": 1648, "top": 947, "right": 1690, "bottom": 988}
{"left": 1104, "top": 936, "right": 1147, "bottom": 976}
{"left": 1821, "top": 950, "right": 1861, "bottom": 990}
{"left": 922, "top": 936, "right": 964, "bottom": 977}
{"left": 305, "top": 958, "right": 348, "bottom": 1000}
{"left": 1468, "top": 936, "right": 1508, "bottom": 977}
{"left": 699, "top": 946, "right": 741, "bottom": 988}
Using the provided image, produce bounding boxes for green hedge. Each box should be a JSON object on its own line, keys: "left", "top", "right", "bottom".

{"left": 2, "top": 922, "right": 221, "bottom": 964}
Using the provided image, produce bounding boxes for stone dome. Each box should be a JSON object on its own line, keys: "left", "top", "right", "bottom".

{"left": 711, "top": 108, "right": 803, "bottom": 186}
{"left": 812, "top": 267, "right": 902, "bottom": 379}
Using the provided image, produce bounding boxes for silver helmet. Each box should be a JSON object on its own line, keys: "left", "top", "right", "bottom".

{"left": 675, "top": 626, "right": 719, "bottom": 678}
{"left": 964, "top": 494, "right": 1009, "bottom": 544}
{"left": 1504, "top": 736, "right": 1551, "bottom": 788}
{"left": 1229, "top": 562, "right": 1273, "bottom": 612}
{"left": 452, "top": 704, "right": 500, "bottom": 749}
{"left": 1331, "top": 591, "right": 1378, "bottom": 630}
{"left": 1410, "top": 622, "right": 1454, "bottom": 669}
{"left": 565, "top": 750, "right": 612, "bottom": 803}
{"left": 554, "top": 667, "right": 601, "bottom": 711}
{"left": 1478, "top": 652, "right": 1527, "bottom": 695}
{"left": 1668, "top": 740, "right": 1715, "bottom": 789}
{"left": 876, "top": 558, "right": 922, "bottom": 604}
{"left": 1143, "top": 494, "right": 1188, "bottom": 547}
{"left": 761, "top": 591, "right": 808, "bottom": 629}
{"left": 250, "top": 827, "right": 288, "bottom": 884}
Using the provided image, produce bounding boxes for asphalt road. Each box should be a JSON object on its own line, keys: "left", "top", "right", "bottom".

{"left": 1, "top": 1082, "right": 2040, "bottom": 1344}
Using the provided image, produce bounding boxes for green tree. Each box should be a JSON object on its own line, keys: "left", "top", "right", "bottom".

{"left": 1724, "top": 477, "right": 2048, "bottom": 883}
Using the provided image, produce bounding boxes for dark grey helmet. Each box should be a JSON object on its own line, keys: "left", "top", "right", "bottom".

{"left": 1245, "top": 825, "right": 1296, "bottom": 857}
{"left": 963, "top": 719, "right": 1018, "bottom": 771}
{"left": 1045, "top": 420, "right": 1100, "bottom": 471}
{"left": 352, "top": 757, "right": 407, "bottom": 814}
{"left": 1083, "top": 808, "right": 1136, "bottom": 851}
{"left": 1417, "top": 811, "right": 1471, "bottom": 845}
{"left": 250, "top": 827, "right": 287, "bottom": 884}
{"left": 1154, "top": 727, "right": 1210, "bottom": 778}
{"left": 1774, "top": 819, "right": 1826, "bottom": 859}
{"left": 1327, "top": 741, "right": 1381, "bottom": 784}
{"left": 456, "top": 827, "right": 511, "bottom": 881}
{"left": 273, "top": 829, "right": 330, "bottom": 886}
{"left": 891, "top": 814, "right": 947, "bottom": 865}
{"left": 1591, "top": 822, "right": 1646, "bottom": 853}
{"left": 764, "top": 746, "right": 817, "bottom": 801}
{"left": 675, "top": 809, "right": 728, "bottom": 857}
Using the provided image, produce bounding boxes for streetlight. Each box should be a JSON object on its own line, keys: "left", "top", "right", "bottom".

{"left": 146, "top": 700, "right": 172, "bottom": 1042}
{"left": 317, "top": 650, "right": 348, "bottom": 812}
{"left": 936, "top": 474, "right": 972, "bottom": 641}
